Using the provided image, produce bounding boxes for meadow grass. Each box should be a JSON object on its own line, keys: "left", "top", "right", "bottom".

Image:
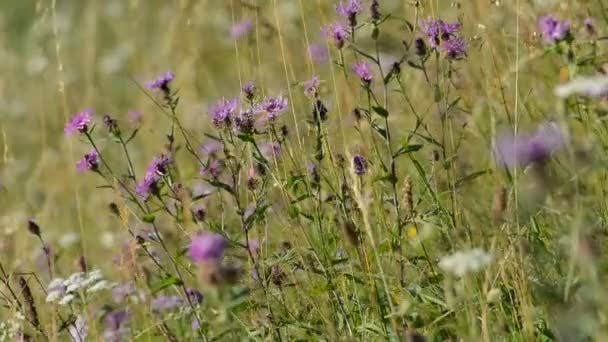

{"left": 1, "top": 0, "right": 608, "bottom": 340}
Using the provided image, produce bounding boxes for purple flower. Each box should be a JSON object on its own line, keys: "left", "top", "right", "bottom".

{"left": 584, "top": 17, "right": 595, "bottom": 35}
{"left": 242, "top": 81, "right": 256, "bottom": 100}
{"left": 414, "top": 37, "right": 427, "bottom": 56}
{"left": 370, "top": 0, "right": 381, "bottom": 21}
{"left": 538, "top": 15, "right": 571, "bottom": 43}
{"left": 103, "top": 310, "right": 129, "bottom": 342}
{"left": 76, "top": 149, "right": 100, "bottom": 172}
{"left": 259, "top": 96, "right": 288, "bottom": 120}
{"left": 200, "top": 159, "right": 223, "bottom": 178}
{"left": 192, "top": 205, "right": 206, "bottom": 221}
{"left": 147, "top": 154, "right": 172, "bottom": 177}
{"left": 211, "top": 98, "right": 239, "bottom": 128}
{"left": 64, "top": 109, "right": 92, "bottom": 136}
{"left": 248, "top": 239, "right": 260, "bottom": 256}
{"left": 135, "top": 173, "right": 158, "bottom": 200}
{"left": 231, "top": 19, "right": 253, "bottom": 40}
{"left": 353, "top": 62, "right": 373, "bottom": 85}
{"left": 235, "top": 109, "right": 255, "bottom": 133}
{"left": 188, "top": 232, "right": 227, "bottom": 263}
{"left": 146, "top": 72, "right": 174, "bottom": 91}
{"left": 200, "top": 140, "right": 223, "bottom": 156}
{"left": 128, "top": 111, "right": 143, "bottom": 124}
{"left": 495, "top": 122, "right": 565, "bottom": 169}
{"left": 246, "top": 167, "right": 258, "bottom": 190}
{"left": 112, "top": 282, "right": 136, "bottom": 304}
{"left": 151, "top": 295, "right": 182, "bottom": 312}
{"left": 68, "top": 315, "right": 88, "bottom": 342}
{"left": 324, "top": 23, "right": 350, "bottom": 49}
{"left": 336, "top": 0, "right": 362, "bottom": 26}
{"left": 419, "top": 17, "right": 460, "bottom": 47}
{"left": 307, "top": 42, "right": 329, "bottom": 64}
{"left": 441, "top": 37, "right": 467, "bottom": 60}
{"left": 260, "top": 142, "right": 282, "bottom": 159}
{"left": 352, "top": 154, "right": 368, "bottom": 176}
{"left": 304, "top": 75, "right": 321, "bottom": 98}
{"left": 186, "top": 288, "right": 203, "bottom": 305}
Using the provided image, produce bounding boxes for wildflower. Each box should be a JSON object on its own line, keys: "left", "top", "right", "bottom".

{"left": 151, "top": 295, "right": 182, "bottom": 313}
{"left": 538, "top": 15, "right": 571, "bottom": 43}
{"left": 324, "top": 23, "right": 350, "bottom": 49}
{"left": 495, "top": 122, "right": 566, "bottom": 169}
{"left": 242, "top": 81, "right": 256, "bottom": 100}
{"left": 136, "top": 154, "right": 172, "bottom": 200}
{"left": 584, "top": 17, "right": 595, "bottom": 35}
{"left": 200, "top": 159, "right": 223, "bottom": 178}
{"left": 112, "top": 282, "right": 136, "bottom": 303}
{"left": 186, "top": 288, "right": 203, "bottom": 305}
{"left": 352, "top": 62, "right": 373, "bottom": 85}
{"left": 231, "top": 19, "right": 253, "bottom": 40}
{"left": 414, "top": 37, "right": 427, "bottom": 56}
{"left": 352, "top": 154, "right": 367, "bottom": 176}
{"left": 76, "top": 149, "right": 100, "bottom": 172}
{"left": 248, "top": 239, "right": 260, "bottom": 256}
{"left": 191, "top": 206, "right": 206, "bottom": 221}
{"left": 102, "top": 115, "right": 119, "bottom": 134}
{"left": 554, "top": 76, "right": 608, "bottom": 98}
{"left": 211, "top": 98, "right": 239, "bottom": 128}
{"left": 146, "top": 71, "right": 174, "bottom": 92}
{"left": 441, "top": 37, "right": 467, "bottom": 60}
{"left": 64, "top": 109, "right": 92, "bottom": 136}
{"left": 307, "top": 163, "right": 320, "bottom": 184}
{"left": 68, "top": 315, "right": 88, "bottom": 342}
{"left": 27, "top": 218, "right": 41, "bottom": 237}
{"left": 260, "top": 142, "right": 282, "bottom": 159}
{"left": 370, "top": 0, "right": 381, "bottom": 22}
{"left": 336, "top": 0, "right": 362, "bottom": 27}
{"left": 246, "top": 167, "right": 258, "bottom": 190}
{"left": 58, "top": 294, "right": 75, "bottom": 305}
{"left": 188, "top": 233, "right": 227, "bottom": 263}
{"left": 419, "top": 17, "right": 460, "bottom": 48}
{"left": 128, "top": 111, "right": 143, "bottom": 124}
{"left": 103, "top": 310, "right": 129, "bottom": 342}
{"left": 304, "top": 75, "right": 321, "bottom": 98}
{"left": 438, "top": 248, "right": 493, "bottom": 277}
{"left": 200, "top": 140, "right": 223, "bottom": 157}
{"left": 307, "top": 42, "right": 329, "bottom": 64}
{"left": 235, "top": 109, "right": 255, "bottom": 133}
{"left": 258, "top": 96, "right": 288, "bottom": 120}
{"left": 135, "top": 173, "right": 158, "bottom": 200}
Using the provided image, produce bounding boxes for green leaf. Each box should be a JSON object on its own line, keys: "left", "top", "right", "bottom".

{"left": 455, "top": 169, "right": 489, "bottom": 188}
{"left": 371, "top": 121, "right": 388, "bottom": 139}
{"left": 393, "top": 144, "right": 423, "bottom": 158}
{"left": 237, "top": 133, "right": 255, "bottom": 143}
{"left": 142, "top": 214, "right": 156, "bottom": 223}
{"left": 151, "top": 275, "right": 183, "bottom": 294}
{"left": 372, "top": 106, "right": 389, "bottom": 118}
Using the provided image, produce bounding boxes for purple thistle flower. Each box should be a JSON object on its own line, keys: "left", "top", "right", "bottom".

{"left": 352, "top": 154, "right": 368, "bottom": 176}
{"left": 68, "top": 315, "right": 88, "bottom": 342}
{"left": 353, "top": 62, "right": 373, "bottom": 85}
{"left": 192, "top": 205, "right": 206, "bottom": 221}
{"left": 260, "top": 142, "right": 282, "bottom": 159}
{"left": 151, "top": 295, "right": 182, "bottom": 313}
{"left": 304, "top": 75, "right": 321, "bottom": 98}
{"left": 584, "top": 17, "right": 595, "bottom": 35}
{"left": 200, "top": 140, "right": 223, "bottom": 157}
{"left": 495, "top": 122, "right": 566, "bottom": 169}
{"left": 146, "top": 72, "right": 174, "bottom": 92}
{"left": 211, "top": 98, "right": 239, "bottom": 128}
{"left": 248, "top": 239, "right": 260, "bottom": 256}
{"left": 259, "top": 96, "right": 288, "bottom": 120}
{"left": 235, "top": 109, "right": 255, "bottom": 133}
{"left": 419, "top": 17, "right": 460, "bottom": 48}
{"left": 370, "top": 0, "right": 381, "bottom": 21}
{"left": 188, "top": 232, "right": 227, "bottom": 263}
{"left": 324, "top": 23, "right": 350, "bottom": 49}
{"left": 336, "top": 0, "right": 362, "bottom": 26}
{"left": 103, "top": 310, "right": 129, "bottom": 342}
{"left": 231, "top": 19, "right": 254, "bottom": 40}
{"left": 414, "top": 37, "right": 427, "bottom": 56}
{"left": 242, "top": 81, "right": 256, "bottom": 100}
{"left": 307, "top": 42, "right": 329, "bottom": 64}
{"left": 112, "top": 282, "right": 136, "bottom": 304}
{"left": 135, "top": 173, "right": 158, "bottom": 200}
{"left": 186, "top": 288, "right": 203, "bottom": 305}
{"left": 538, "top": 15, "right": 571, "bottom": 43}
{"left": 76, "top": 149, "right": 100, "bottom": 172}
{"left": 64, "top": 109, "right": 92, "bottom": 136}
{"left": 147, "top": 154, "right": 172, "bottom": 177}
{"left": 200, "top": 159, "right": 223, "bottom": 178}
{"left": 442, "top": 37, "right": 467, "bottom": 60}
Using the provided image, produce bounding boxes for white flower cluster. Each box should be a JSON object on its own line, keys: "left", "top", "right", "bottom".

{"left": 438, "top": 248, "right": 493, "bottom": 277}
{"left": 46, "top": 269, "right": 116, "bottom": 305}
{"left": 0, "top": 312, "right": 23, "bottom": 341}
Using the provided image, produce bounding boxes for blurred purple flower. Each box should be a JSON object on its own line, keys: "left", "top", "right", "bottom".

{"left": 248, "top": 239, "right": 260, "bottom": 256}
{"left": 231, "top": 19, "right": 253, "bottom": 40}
{"left": 353, "top": 63, "right": 373, "bottom": 85}
{"left": 68, "top": 315, "right": 88, "bottom": 342}
{"left": 147, "top": 154, "right": 172, "bottom": 177}
{"left": 538, "top": 15, "right": 571, "bottom": 43}
{"left": 336, "top": 0, "right": 362, "bottom": 26}
{"left": 419, "top": 17, "right": 460, "bottom": 48}
{"left": 188, "top": 233, "right": 227, "bottom": 263}
{"left": 242, "top": 81, "right": 256, "bottom": 100}
{"left": 200, "top": 140, "right": 223, "bottom": 156}
{"left": 146, "top": 72, "right": 174, "bottom": 91}
{"left": 370, "top": 0, "right": 381, "bottom": 21}
{"left": 260, "top": 142, "right": 282, "bottom": 159}
{"left": 584, "top": 17, "right": 595, "bottom": 35}
{"left": 76, "top": 149, "right": 100, "bottom": 172}
{"left": 103, "top": 310, "right": 129, "bottom": 342}
{"left": 304, "top": 75, "right": 321, "bottom": 98}
{"left": 112, "top": 282, "right": 136, "bottom": 304}
{"left": 65, "top": 109, "right": 92, "bottom": 136}
{"left": 442, "top": 37, "right": 467, "bottom": 60}
{"left": 495, "top": 122, "right": 566, "bottom": 169}
{"left": 192, "top": 205, "right": 206, "bottom": 221}
{"left": 186, "top": 288, "right": 203, "bottom": 305}
{"left": 200, "top": 159, "right": 223, "bottom": 178}
{"left": 135, "top": 173, "right": 158, "bottom": 200}
{"left": 307, "top": 42, "right": 329, "bottom": 64}
{"left": 352, "top": 154, "right": 368, "bottom": 176}
{"left": 258, "top": 96, "right": 288, "bottom": 120}
{"left": 211, "top": 98, "right": 239, "bottom": 128}
{"left": 127, "top": 111, "right": 143, "bottom": 124}
{"left": 246, "top": 167, "right": 258, "bottom": 190}
{"left": 324, "top": 23, "right": 349, "bottom": 49}
{"left": 151, "top": 295, "right": 182, "bottom": 313}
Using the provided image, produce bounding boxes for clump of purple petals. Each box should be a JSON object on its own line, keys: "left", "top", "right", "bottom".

{"left": 442, "top": 37, "right": 467, "bottom": 60}
{"left": 260, "top": 142, "right": 282, "bottom": 159}
{"left": 352, "top": 154, "right": 368, "bottom": 176}
{"left": 324, "top": 23, "right": 350, "bottom": 49}
{"left": 76, "top": 149, "right": 100, "bottom": 172}
{"left": 103, "top": 310, "right": 129, "bottom": 342}
{"left": 495, "top": 122, "right": 566, "bottom": 169}
{"left": 258, "top": 96, "right": 288, "bottom": 120}
{"left": 200, "top": 160, "right": 224, "bottom": 178}
{"left": 135, "top": 154, "right": 172, "bottom": 200}
{"left": 304, "top": 75, "right": 321, "bottom": 98}
{"left": 419, "top": 17, "right": 461, "bottom": 48}
{"left": 538, "top": 15, "right": 571, "bottom": 43}
{"left": 336, "top": 0, "right": 362, "bottom": 26}
{"left": 307, "top": 42, "right": 329, "bottom": 64}
{"left": 584, "top": 18, "right": 595, "bottom": 35}
{"left": 200, "top": 140, "right": 223, "bottom": 157}
{"left": 112, "top": 282, "right": 136, "bottom": 304}
{"left": 353, "top": 63, "right": 373, "bottom": 85}
{"left": 231, "top": 19, "right": 253, "bottom": 40}
{"left": 186, "top": 288, "right": 203, "bottom": 304}
{"left": 242, "top": 81, "right": 256, "bottom": 100}
{"left": 188, "top": 232, "right": 227, "bottom": 263}
{"left": 146, "top": 72, "right": 174, "bottom": 92}
{"left": 151, "top": 295, "right": 182, "bottom": 313}
{"left": 211, "top": 98, "right": 239, "bottom": 128}
{"left": 65, "top": 110, "right": 93, "bottom": 136}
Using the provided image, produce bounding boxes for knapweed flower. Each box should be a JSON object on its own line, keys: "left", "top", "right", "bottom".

{"left": 200, "top": 159, "right": 223, "bottom": 178}
{"left": 584, "top": 17, "right": 595, "bottom": 35}
{"left": 336, "top": 0, "right": 362, "bottom": 26}
{"left": 135, "top": 173, "right": 158, "bottom": 200}
{"left": 441, "top": 37, "right": 467, "bottom": 60}
{"left": 248, "top": 239, "right": 260, "bottom": 256}
{"left": 148, "top": 154, "right": 172, "bottom": 177}
{"left": 246, "top": 167, "right": 258, "bottom": 190}
{"left": 235, "top": 109, "right": 255, "bottom": 133}
{"left": 324, "top": 23, "right": 350, "bottom": 49}
{"left": 307, "top": 42, "right": 329, "bottom": 64}
{"left": 260, "top": 142, "right": 282, "bottom": 159}
{"left": 112, "top": 282, "right": 136, "bottom": 303}
{"left": 370, "top": 0, "right": 381, "bottom": 22}
{"left": 242, "top": 81, "right": 256, "bottom": 100}
{"left": 186, "top": 288, "right": 203, "bottom": 305}
{"left": 135, "top": 154, "right": 172, "bottom": 199}
{"left": 438, "top": 248, "right": 493, "bottom": 277}
{"left": 419, "top": 17, "right": 460, "bottom": 48}
{"left": 211, "top": 97, "right": 239, "bottom": 128}
{"left": 231, "top": 19, "right": 253, "bottom": 40}
{"left": 64, "top": 109, "right": 92, "bottom": 136}
{"left": 554, "top": 76, "right": 608, "bottom": 98}
{"left": 76, "top": 149, "right": 100, "bottom": 172}
{"left": 189, "top": 232, "right": 227, "bottom": 263}
{"left": 259, "top": 96, "right": 288, "bottom": 120}
{"left": 414, "top": 37, "right": 427, "bottom": 56}
{"left": 103, "top": 310, "right": 129, "bottom": 342}
{"left": 352, "top": 154, "right": 367, "bottom": 176}
{"left": 151, "top": 295, "right": 182, "bottom": 313}
{"left": 103, "top": 115, "right": 119, "bottom": 134}
{"left": 353, "top": 62, "right": 373, "bottom": 85}
{"left": 200, "top": 140, "right": 223, "bottom": 157}
{"left": 191, "top": 205, "right": 206, "bottom": 221}
{"left": 304, "top": 75, "right": 321, "bottom": 98}
{"left": 146, "top": 71, "right": 174, "bottom": 92}
{"left": 128, "top": 111, "right": 142, "bottom": 124}
{"left": 495, "top": 122, "right": 566, "bottom": 169}
{"left": 538, "top": 15, "right": 571, "bottom": 43}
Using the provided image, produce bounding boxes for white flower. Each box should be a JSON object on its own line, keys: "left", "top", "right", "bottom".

{"left": 87, "top": 280, "right": 112, "bottom": 293}
{"left": 438, "top": 248, "right": 493, "bottom": 277}
{"left": 81, "top": 269, "right": 103, "bottom": 288}
{"left": 554, "top": 76, "right": 608, "bottom": 98}
{"left": 48, "top": 277, "right": 66, "bottom": 290}
{"left": 46, "top": 288, "right": 66, "bottom": 303}
{"left": 58, "top": 294, "right": 75, "bottom": 305}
